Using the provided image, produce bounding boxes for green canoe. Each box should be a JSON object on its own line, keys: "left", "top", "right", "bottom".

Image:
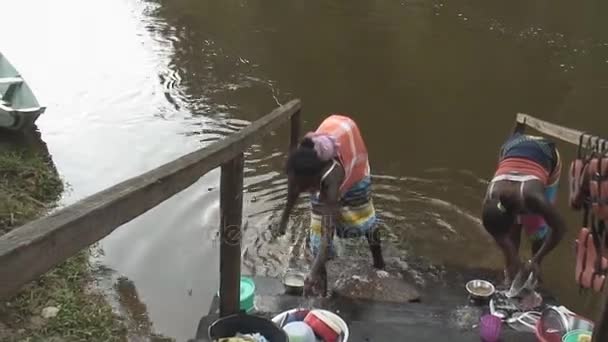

{"left": 0, "top": 52, "right": 45, "bottom": 131}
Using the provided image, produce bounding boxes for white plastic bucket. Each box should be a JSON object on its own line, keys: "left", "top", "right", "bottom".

{"left": 271, "top": 308, "right": 350, "bottom": 342}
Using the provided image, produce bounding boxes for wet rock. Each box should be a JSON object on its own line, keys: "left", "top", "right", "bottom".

{"left": 41, "top": 306, "right": 60, "bottom": 319}
{"left": 328, "top": 257, "right": 421, "bottom": 303}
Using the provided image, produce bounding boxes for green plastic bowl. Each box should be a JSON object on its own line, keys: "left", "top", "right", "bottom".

{"left": 217, "top": 277, "right": 256, "bottom": 313}
{"left": 239, "top": 277, "right": 255, "bottom": 313}
{"left": 562, "top": 329, "right": 592, "bottom": 342}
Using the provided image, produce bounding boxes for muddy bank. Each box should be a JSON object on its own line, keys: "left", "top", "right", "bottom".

{"left": 94, "top": 268, "right": 178, "bottom": 342}
{"left": 0, "top": 130, "right": 127, "bottom": 341}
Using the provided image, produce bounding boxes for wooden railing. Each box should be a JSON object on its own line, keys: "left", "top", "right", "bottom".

{"left": 515, "top": 113, "right": 606, "bottom": 148}
{"left": 0, "top": 99, "right": 302, "bottom": 317}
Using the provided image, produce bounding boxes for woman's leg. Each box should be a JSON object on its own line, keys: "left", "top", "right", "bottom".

{"left": 366, "top": 227, "right": 385, "bottom": 269}
{"left": 503, "top": 224, "right": 523, "bottom": 285}
{"left": 509, "top": 223, "right": 522, "bottom": 254}
{"left": 338, "top": 176, "right": 384, "bottom": 269}
{"left": 531, "top": 234, "right": 544, "bottom": 256}
{"left": 319, "top": 263, "right": 328, "bottom": 297}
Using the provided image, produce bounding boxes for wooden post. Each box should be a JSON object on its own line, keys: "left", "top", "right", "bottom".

{"left": 290, "top": 109, "right": 301, "bottom": 151}
{"left": 219, "top": 153, "right": 244, "bottom": 317}
{"left": 593, "top": 291, "right": 608, "bottom": 342}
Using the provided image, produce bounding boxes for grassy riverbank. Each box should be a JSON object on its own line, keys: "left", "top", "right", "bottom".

{"left": 0, "top": 148, "right": 127, "bottom": 341}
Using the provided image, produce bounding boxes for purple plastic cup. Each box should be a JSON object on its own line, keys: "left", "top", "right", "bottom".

{"left": 479, "top": 314, "right": 502, "bottom": 342}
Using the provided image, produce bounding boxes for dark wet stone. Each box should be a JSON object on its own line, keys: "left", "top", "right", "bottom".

{"left": 328, "top": 257, "right": 421, "bottom": 303}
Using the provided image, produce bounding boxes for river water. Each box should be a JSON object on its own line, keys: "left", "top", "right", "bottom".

{"left": 3, "top": 0, "right": 608, "bottom": 340}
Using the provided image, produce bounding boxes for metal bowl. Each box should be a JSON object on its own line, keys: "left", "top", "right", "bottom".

{"left": 282, "top": 269, "right": 306, "bottom": 295}
{"left": 466, "top": 279, "right": 496, "bottom": 299}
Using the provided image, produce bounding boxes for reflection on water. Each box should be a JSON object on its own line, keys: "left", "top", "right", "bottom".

{"left": 3, "top": 0, "right": 608, "bottom": 339}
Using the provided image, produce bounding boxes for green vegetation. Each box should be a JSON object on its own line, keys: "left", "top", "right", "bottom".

{"left": 0, "top": 251, "right": 127, "bottom": 342}
{"left": 0, "top": 150, "right": 62, "bottom": 233}
{"left": 0, "top": 149, "right": 127, "bottom": 341}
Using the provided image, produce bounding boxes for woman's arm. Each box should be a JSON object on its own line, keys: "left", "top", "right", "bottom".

{"left": 278, "top": 173, "right": 301, "bottom": 235}
{"left": 525, "top": 190, "right": 566, "bottom": 265}
{"left": 309, "top": 170, "right": 341, "bottom": 279}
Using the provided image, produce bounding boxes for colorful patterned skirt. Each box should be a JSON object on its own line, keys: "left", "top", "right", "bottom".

{"left": 309, "top": 176, "right": 377, "bottom": 257}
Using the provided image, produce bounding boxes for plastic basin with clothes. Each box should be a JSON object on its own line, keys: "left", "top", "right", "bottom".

{"left": 208, "top": 314, "right": 288, "bottom": 342}
{"left": 271, "top": 308, "right": 349, "bottom": 342}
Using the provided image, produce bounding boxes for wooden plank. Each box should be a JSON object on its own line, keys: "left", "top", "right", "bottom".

{"left": 0, "top": 99, "right": 301, "bottom": 300}
{"left": 516, "top": 113, "right": 607, "bottom": 149}
{"left": 219, "top": 154, "right": 244, "bottom": 317}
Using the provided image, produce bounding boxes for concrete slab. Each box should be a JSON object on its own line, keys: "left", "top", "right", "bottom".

{"left": 191, "top": 275, "right": 539, "bottom": 342}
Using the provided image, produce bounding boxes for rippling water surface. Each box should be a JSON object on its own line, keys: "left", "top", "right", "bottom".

{"left": 3, "top": 0, "right": 608, "bottom": 339}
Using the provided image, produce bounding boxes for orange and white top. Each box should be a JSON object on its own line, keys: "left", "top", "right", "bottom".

{"left": 315, "top": 114, "right": 370, "bottom": 194}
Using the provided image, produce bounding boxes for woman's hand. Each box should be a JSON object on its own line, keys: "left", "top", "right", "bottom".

{"left": 304, "top": 272, "right": 321, "bottom": 296}
{"left": 505, "top": 259, "right": 540, "bottom": 291}
{"left": 304, "top": 271, "right": 327, "bottom": 297}
{"left": 522, "top": 259, "right": 541, "bottom": 285}
{"left": 523, "top": 259, "right": 540, "bottom": 275}
{"left": 505, "top": 258, "right": 523, "bottom": 285}
{"left": 269, "top": 219, "right": 287, "bottom": 239}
